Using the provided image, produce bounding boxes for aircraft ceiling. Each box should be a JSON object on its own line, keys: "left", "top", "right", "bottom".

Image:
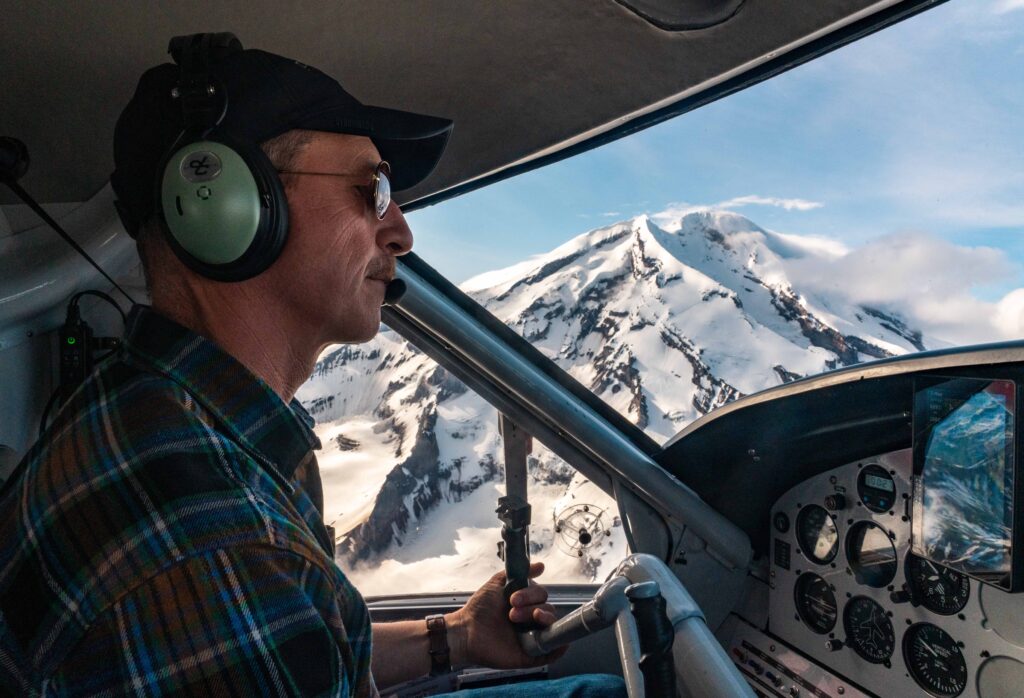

{"left": 1, "top": 1, "right": 942, "bottom": 210}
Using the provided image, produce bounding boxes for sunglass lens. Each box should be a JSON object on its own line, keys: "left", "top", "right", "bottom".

{"left": 374, "top": 164, "right": 391, "bottom": 219}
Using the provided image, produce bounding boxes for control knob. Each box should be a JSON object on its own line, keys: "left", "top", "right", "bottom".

{"left": 824, "top": 493, "right": 846, "bottom": 511}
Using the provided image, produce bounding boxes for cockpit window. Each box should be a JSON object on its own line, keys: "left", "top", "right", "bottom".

{"left": 407, "top": 0, "right": 1024, "bottom": 443}
{"left": 301, "top": 0, "right": 1022, "bottom": 591}
{"left": 298, "top": 343, "right": 624, "bottom": 592}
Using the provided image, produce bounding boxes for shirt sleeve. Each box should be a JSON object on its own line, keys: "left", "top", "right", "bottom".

{"left": 53, "top": 545, "right": 375, "bottom": 697}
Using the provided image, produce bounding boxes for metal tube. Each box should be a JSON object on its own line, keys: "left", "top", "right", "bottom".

{"left": 390, "top": 266, "right": 751, "bottom": 570}
{"left": 521, "top": 576, "right": 631, "bottom": 656}
{"left": 614, "top": 609, "right": 646, "bottom": 698}
{"left": 673, "top": 619, "right": 754, "bottom": 698}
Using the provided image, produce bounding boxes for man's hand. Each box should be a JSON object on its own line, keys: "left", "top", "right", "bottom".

{"left": 445, "top": 561, "right": 568, "bottom": 669}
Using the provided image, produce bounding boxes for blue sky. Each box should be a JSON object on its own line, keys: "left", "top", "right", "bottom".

{"left": 407, "top": 0, "right": 1024, "bottom": 305}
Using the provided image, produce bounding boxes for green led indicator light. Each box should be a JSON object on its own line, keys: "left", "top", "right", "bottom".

{"left": 66, "top": 336, "right": 76, "bottom": 345}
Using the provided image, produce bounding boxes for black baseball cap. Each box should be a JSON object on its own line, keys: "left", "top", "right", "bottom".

{"left": 111, "top": 40, "right": 452, "bottom": 236}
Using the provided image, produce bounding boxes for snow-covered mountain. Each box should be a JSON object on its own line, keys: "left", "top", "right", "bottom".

{"left": 297, "top": 209, "right": 928, "bottom": 593}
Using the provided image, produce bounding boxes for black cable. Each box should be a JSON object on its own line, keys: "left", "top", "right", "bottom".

{"left": 38, "top": 385, "right": 63, "bottom": 438}
{"left": 71, "top": 289, "right": 127, "bottom": 324}
{"left": 1, "top": 177, "right": 136, "bottom": 307}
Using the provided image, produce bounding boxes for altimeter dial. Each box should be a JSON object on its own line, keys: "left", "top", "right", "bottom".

{"left": 843, "top": 596, "right": 894, "bottom": 664}
{"left": 907, "top": 554, "right": 970, "bottom": 616}
{"left": 794, "top": 573, "right": 837, "bottom": 634}
{"left": 903, "top": 623, "right": 967, "bottom": 697}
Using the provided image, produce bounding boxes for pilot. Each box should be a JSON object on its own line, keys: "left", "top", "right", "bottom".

{"left": 0, "top": 35, "right": 627, "bottom": 697}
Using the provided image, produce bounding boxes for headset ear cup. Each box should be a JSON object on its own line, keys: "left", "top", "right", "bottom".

{"left": 157, "top": 134, "right": 288, "bottom": 282}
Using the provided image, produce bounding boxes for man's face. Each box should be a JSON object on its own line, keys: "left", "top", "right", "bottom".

{"left": 274, "top": 132, "right": 413, "bottom": 345}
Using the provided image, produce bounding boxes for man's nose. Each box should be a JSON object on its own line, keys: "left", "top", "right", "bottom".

{"left": 378, "top": 204, "right": 414, "bottom": 255}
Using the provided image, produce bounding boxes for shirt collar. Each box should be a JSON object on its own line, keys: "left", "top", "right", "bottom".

{"left": 122, "top": 305, "right": 321, "bottom": 483}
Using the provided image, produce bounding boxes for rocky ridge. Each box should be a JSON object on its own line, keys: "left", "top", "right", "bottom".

{"left": 297, "top": 210, "right": 927, "bottom": 571}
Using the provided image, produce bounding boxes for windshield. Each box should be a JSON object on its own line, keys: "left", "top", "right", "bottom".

{"left": 407, "top": 0, "right": 1024, "bottom": 444}
{"left": 300, "top": 0, "right": 1024, "bottom": 591}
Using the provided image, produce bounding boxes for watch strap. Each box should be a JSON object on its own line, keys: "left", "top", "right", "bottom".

{"left": 425, "top": 613, "right": 451, "bottom": 676}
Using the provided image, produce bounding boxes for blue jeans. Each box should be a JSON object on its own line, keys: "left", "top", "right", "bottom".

{"left": 438, "top": 674, "right": 627, "bottom": 697}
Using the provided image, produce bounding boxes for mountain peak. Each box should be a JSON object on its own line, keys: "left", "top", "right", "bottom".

{"left": 671, "top": 209, "right": 764, "bottom": 236}
{"left": 631, "top": 213, "right": 653, "bottom": 229}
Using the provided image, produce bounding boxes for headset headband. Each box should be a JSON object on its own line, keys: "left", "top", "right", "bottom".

{"left": 168, "top": 33, "right": 242, "bottom": 136}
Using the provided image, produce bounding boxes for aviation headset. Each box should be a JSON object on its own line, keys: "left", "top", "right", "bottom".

{"left": 156, "top": 33, "right": 289, "bottom": 282}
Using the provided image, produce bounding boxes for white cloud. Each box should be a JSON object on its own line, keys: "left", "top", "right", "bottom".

{"left": 650, "top": 195, "right": 823, "bottom": 227}
{"left": 600, "top": 211, "right": 621, "bottom": 217}
{"left": 649, "top": 202, "right": 707, "bottom": 227}
{"left": 784, "top": 232, "right": 1023, "bottom": 345}
{"left": 994, "top": 0, "right": 1024, "bottom": 13}
{"left": 715, "top": 195, "right": 824, "bottom": 212}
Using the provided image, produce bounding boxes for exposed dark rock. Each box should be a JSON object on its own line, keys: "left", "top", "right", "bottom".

{"left": 382, "top": 378, "right": 410, "bottom": 402}
{"left": 401, "top": 377, "right": 432, "bottom": 405}
{"left": 701, "top": 289, "right": 737, "bottom": 304}
{"left": 845, "top": 336, "right": 891, "bottom": 360}
{"left": 773, "top": 365, "right": 802, "bottom": 383}
{"left": 589, "top": 344, "right": 649, "bottom": 429}
{"left": 427, "top": 366, "right": 468, "bottom": 402}
{"left": 339, "top": 409, "right": 442, "bottom": 562}
{"left": 448, "top": 454, "right": 500, "bottom": 499}
{"left": 770, "top": 286, "right": 893, "bottom": 366}
{"left": 704, "top": 228, "right": 730, "bottom": 249}
{"left": 304, "top": 395, "right": 335, "bottom": 417}
{"left": 334, "top": 433, "right": 360, "bottom": 451}
{"left": 497, "top": 250, "right": 587, "bottom": 300}
{"left": 594, "top": 228, "right": 631, "bottom": 250}
{"left": 530, "top": 456, "right": 574, "bottom": 486}
{"left": 629, "top": 230, "right": 662, "bottom": 280}
{"left": 517, "top": 296, "right": 568, "bottom": 341}
{"left": 656, "top": 272, "right": 682, "bottom": 288}
{"left": 860, "top": 306, "right": 926, "bottom": 351}
{"left": 564, "top": 272, "right": 630, "bottom": 354}
{"left": 659, "top": 326, "right": 741, "bottom": 415}
{"left": 311, "top": 345, "right": 382, "bottom": 378}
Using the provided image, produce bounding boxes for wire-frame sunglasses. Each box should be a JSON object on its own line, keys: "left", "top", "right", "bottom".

{"left": 278, "top": 161, "right": 391, "bottom": 219}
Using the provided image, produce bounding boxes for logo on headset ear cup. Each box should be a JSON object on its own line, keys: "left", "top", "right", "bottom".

{"left": 160, "top": 140, "right": 261, "bottom": 265}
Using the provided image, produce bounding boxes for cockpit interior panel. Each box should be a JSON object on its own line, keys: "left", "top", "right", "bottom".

{"left": 713, "top": 445, "right": 1024, "bottom": 697}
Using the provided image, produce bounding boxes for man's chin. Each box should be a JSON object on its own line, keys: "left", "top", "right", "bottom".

{"left": 331, "top": 314, "right": 382, "bottom": 345}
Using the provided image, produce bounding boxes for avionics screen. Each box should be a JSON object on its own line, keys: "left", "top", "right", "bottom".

{"left": 912, "top": 377, "right": 1016, "bottom": 589}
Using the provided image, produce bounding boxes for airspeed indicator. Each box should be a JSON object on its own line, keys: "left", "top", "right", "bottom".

{"left": 903, "top": 623, "right": 967, "bottom": 697}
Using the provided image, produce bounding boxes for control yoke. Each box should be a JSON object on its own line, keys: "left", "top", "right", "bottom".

{"left": 494, "top": 417, "right": 751, "bottom": 697}
{"left": 522, "top": 553, "right": 754, "bottom": 698}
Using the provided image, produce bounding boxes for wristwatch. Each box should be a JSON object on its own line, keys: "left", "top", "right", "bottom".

{"left": 425, "top": 613, "right": 451, "bottom": 676}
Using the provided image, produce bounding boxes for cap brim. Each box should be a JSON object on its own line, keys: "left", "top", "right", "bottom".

{"left": 296, "top": 105, "right": 452, "bottom": 192}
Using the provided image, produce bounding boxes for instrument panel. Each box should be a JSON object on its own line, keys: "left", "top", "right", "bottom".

{"left": 768, "top": 450, "right": 1024, "bottom": 697}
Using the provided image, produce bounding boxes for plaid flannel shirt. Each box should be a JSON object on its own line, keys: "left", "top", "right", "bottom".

{"left": 0, "top": 306, "right": 376, "bottom": 697}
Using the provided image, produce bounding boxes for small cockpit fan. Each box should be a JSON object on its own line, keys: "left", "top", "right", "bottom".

{"left": 553, "top": 503, "right": 612, "bottom": 558}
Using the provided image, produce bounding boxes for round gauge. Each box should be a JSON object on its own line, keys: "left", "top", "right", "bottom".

{"left": 843, "top": 596, "right": 894, "bottom": 663}
{"left": 794, "top": 573, "right": 837, "bottom": 634}
{"left": 903, "top": 623, "right": 967, "bottom": 697}
{"left": 796, "top": 504, "right": 839, "bottom": 564}
{"left": 846, "top": 521, "right": 898, "bottom": 588}
{"left": 857, "top": 464, "right": 897, "bottom": 513}
{"left": 907, "top": 554, "right": 970, "bottom": 616}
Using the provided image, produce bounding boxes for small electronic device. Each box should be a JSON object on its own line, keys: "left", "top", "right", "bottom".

{"left": 911, "top": 375, "right": 1020, "bottom": 591}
